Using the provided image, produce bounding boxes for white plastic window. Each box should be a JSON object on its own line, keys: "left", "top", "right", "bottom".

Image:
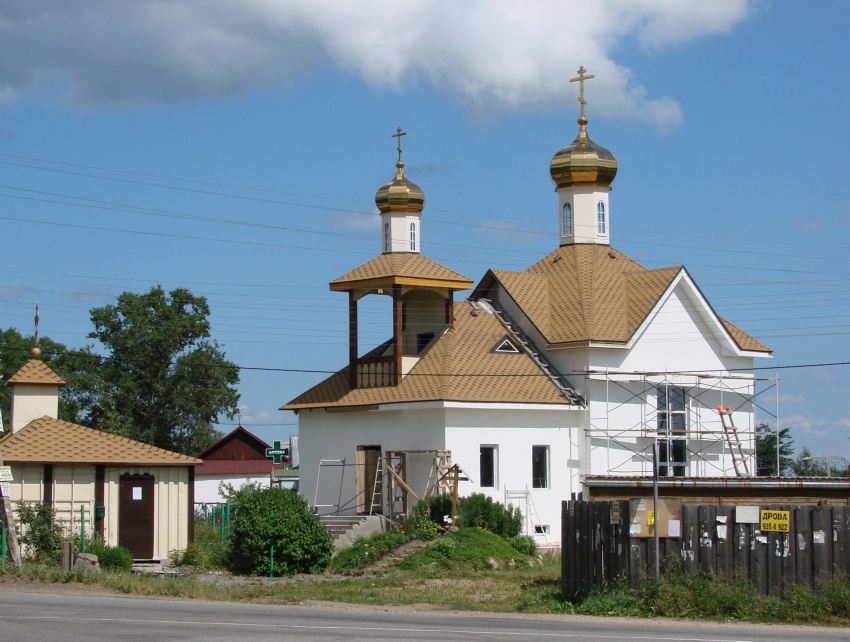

{"left": 597, "top": 201, "right": 606, "bottom": 235}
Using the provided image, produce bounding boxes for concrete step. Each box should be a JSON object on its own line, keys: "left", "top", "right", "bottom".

{"left": 320, "top": 515, "right": 387, "bottom": 550}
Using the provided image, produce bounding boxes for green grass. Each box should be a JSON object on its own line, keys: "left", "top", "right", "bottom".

{"left": 2, "top": 531, "right": 850, "bottom": 625}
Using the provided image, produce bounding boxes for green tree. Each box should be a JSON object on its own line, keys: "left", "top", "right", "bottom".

{"left": 87, "top": 286, "right": 240, "bottom": 454}
{"left": 755, "top": 423, "right": 794, "bottom": 476}
{"left": 792, "top": 446, "right": 829, "bottom": 477}
{"left": 0, "top": 328, "right": 100, "bottom": 432}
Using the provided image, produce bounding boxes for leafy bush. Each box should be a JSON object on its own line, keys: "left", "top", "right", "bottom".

{"left": 16, "top": 502, "right": 64, "bottom": 564}
{"left": 457, "top": 494, "right": 522, "bottom": 538}
{"left": 171, "top": 515, "right": 229, "bottom": 570}
{"left": 227, "top": 485, "right": 333, "bottom": 576}
{"left": 508, "top": 535, "right": 538, "bottom": 557}
{"left": 400, "top": 498, "right": 444, "bottom": 541}
{"left": 88, "top": 541, "right": 134, "bottom": 571}
{"left": 419, "top": 495, "right": 454, "bottom": 527}
{"left": 328, "top": 531, "right": 410, "bottom": 572}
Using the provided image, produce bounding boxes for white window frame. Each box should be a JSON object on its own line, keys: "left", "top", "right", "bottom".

{"left": 597, "top": 201, "right": 607, "bottom": 235}
{"left": 532, "top": 445, "right": 550, "bottom": 489}
{"left": 384, "top": 222, "right": 390, "bottom": 252}
{"left": 479, "top": 445, "right": 498, "bottom": 489}
{"left": 562, "top": 202, "right": 572, "bottom": 236}
{"left": 409, "top": 222, "right": 416, "bottom": 251}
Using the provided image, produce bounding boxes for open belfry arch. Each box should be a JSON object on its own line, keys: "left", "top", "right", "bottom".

{"left": 285, "top": 68, "right": 774, "bottom": 545}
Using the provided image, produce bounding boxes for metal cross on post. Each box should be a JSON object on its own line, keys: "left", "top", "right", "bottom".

{"left": 392, "top": 127, "right": 407, "bottom": 163}
{"left": 570, "top": 66, "right": 595, "bottom": 118}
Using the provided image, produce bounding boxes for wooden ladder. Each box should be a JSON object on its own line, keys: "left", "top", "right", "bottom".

{"left": 718, "top": 406, "right": 751, "bottom": 477}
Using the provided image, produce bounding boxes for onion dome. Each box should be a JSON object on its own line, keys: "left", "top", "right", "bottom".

{"left": 550, "top": 115, "right": 618, "bottom": 189}
{"left": 375, "top": 160, "right": 425, "bottom": 214}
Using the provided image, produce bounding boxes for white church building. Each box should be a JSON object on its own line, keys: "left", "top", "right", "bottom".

{"left": 283, "top": 73, "right": 771, "bottom": 544}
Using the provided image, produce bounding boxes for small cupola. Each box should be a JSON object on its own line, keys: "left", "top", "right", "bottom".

{"left": 551, "top": 67, "right": 617, "bottom": 247}
{"left": 7, "top": 345, "right": 66, "bottom": 433}
{"left": 376, "top": 128, "right": 425, "bottom": 253}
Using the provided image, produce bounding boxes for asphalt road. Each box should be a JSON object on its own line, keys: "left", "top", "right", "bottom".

{"left": 0, "top": 588, "right": 847, "bottom": 641}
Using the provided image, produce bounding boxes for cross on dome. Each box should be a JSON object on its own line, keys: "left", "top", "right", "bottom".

{"left": 392, "top": 127, "right": 407, "bottom": 164}
{"left": 570, "top": 66, "right": 595, "bottom": 118}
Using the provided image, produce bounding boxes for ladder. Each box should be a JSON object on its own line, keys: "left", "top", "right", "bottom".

{"left": 505, "top": 487, "right": 548, "bottom": 543}
{"left": 717, "top": 406, "right": 751, "bottom": 477}
{"left": 368, "top": 455, "right": 384, "bottom": 516}
{"left": 477, "top": 299, "right": 584, "bottom": 405}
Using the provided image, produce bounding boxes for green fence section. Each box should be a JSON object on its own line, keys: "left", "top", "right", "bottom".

{"left": 196, "top": 503, "right": 232, "bottom": 542}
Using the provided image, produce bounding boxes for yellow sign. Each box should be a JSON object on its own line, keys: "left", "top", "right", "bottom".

{"left": 760, "top": 509, "right": 791, "bottom": 532}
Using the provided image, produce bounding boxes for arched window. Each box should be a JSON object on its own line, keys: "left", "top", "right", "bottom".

{"left": 409, "top": 222, "right": 417, "bottom": 251}
{"left": 562, "top": 203, "right": 572, "bottom": 236}
{"left": 384, "top": 222, "right": 390, "bottom": 251}
{"left": 597, "top": 201, "right": 606, "bottom": 235}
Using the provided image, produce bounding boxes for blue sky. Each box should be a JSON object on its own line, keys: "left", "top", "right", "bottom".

{"left": 1, "top": 1, "right": 848, "bottom": 465}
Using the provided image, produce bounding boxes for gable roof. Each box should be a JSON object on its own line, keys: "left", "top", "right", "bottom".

{"left": 7, "top": 358, "right": 66, "bottom": 386}
{"left": 330, "top": 253, "right": 473, "bottom": 291}
{"left": 196, "top": 426, "right": 271, "bottom": 460}
{"left": 0, "top": 416, "right": 200, "bottom": 466}
{"left": 283, "top": 300, "right": 577, "bottom": 412}
{"left": 473, "top": 244, "right": 770, "bottom": 354}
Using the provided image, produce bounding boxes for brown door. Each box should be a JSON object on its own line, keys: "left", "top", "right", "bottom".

{"left": 355, "top": 445, "right": 382, "bottom": 515}
{"left": 119, "top": 474, "right": 155, "bottom": 559}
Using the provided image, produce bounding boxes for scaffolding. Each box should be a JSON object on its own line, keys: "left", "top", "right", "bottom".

{"left": 582, "top": 369, "right": 780, "bottom": 478}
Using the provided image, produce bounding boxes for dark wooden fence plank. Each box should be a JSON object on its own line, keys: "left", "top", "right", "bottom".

{"left": 811, "top": 505, "right": 831, "bottom": 587}
{"left": 796, "top": 506, "right": 813, "bottom": 589}
{"left": 616, "top": 500, "right": 630, "bottom": 585}
{"left": 698, "top": 505, "right": 713, "bottom": 574}
{"left": 832, "top": 506, "right": 849, "bottom": 577}
{"left": 682, "top": 504, "right": 698, "bottom": 577}
{"left": 716, "top": 505, "right": 734, "bottom": 579}
{"left": 754, "top": 520, "right": 769, "bottom": 596}
{"left": 781, "top": 505, "right": 796, "bottom": 593}
{"left": 767, "top": 504, "right": 784, "bottom": 597}
{"left": 733, "top": 520, "right": 750, "bottom": 581}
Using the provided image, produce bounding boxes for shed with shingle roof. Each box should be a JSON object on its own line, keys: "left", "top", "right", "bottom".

{"left": 2, "top": 357, "right": 199, "bottom": 561}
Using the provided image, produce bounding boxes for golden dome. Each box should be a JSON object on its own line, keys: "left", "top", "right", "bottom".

{"left": 550, "top": 115, "right": 618, "bottom": 189}
{"left": 375, "top": 160, "right": 425, "bottom": 214}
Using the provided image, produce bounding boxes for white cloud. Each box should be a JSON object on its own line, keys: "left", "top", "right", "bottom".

{"left": 0, "top": 1, "right": 752, "bottom": 129}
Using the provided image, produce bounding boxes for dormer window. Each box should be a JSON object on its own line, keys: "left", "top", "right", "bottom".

{"left": 562, "top": 203, "right": 572, "bottom": 236}
{"left": 409, "top": 222, "right": 417, "bottom": 251}
{"left": 597, "top": 201, "right": 606, "bottom": 235}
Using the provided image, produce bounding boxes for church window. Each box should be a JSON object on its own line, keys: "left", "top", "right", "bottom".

{"left": 562, "top": 203, "right": 572, "bottom": 236}
{"left": 493, "top": 337, "right": 520, "bottom": 353}
{"left": 532, "top": 445, "right": 549, "bottom": 489}
{"left": 384, "top": 222, "right": 390, "bottom": 252}
{"left": 409, "top": 222, "right": 417, "bottom": 251}
{"left": 480, "top": 445, "right": 497, "bottom": 488}
{"left": 657, "top": 386, "right": 687, "bottom": 477}
{"left": 597, "top": 201, "right": 606, "bottom": 235}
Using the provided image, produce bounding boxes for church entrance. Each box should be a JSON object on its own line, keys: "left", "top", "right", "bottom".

{"left": 355, "top": 445, "right": 382, "bottom": 515}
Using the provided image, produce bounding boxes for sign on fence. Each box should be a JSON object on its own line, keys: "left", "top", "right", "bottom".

{"left": 0, "top": 466, "right": 13, "bottom": 482}
{"left": 760, "top": 509, "right": 791, "bottom": 532}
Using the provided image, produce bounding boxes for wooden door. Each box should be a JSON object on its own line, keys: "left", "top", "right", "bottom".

{"left": 118, "top": 474, "right": 155, "bottom": 559}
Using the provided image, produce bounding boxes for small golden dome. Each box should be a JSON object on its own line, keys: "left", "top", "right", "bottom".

{"left": 375, "top": 160, "right": 425, "bottom": 214}
{"left": 550, "top": 116, "right": 618, "bottom": 189}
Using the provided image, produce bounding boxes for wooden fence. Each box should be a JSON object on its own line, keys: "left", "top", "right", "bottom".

{"left": 562, "top": 500, "right": 850, "bottom": 599}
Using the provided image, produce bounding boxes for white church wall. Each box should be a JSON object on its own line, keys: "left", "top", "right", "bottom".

{"left": 10, "top": 384, "right": 59, "bottom": 433}
{"left": 297, "top": 406, "right": 446, "bottom": 516}
{"left": 444, "top": 405, "right": 582, "bottom": 544}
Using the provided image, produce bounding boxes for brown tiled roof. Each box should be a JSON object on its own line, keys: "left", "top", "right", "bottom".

{"left": 721, "top": 319, "right": 772, "bottom": 353}
{"left": 0, "top": 416, "right": 200, "bottom": 465}
{"left": 331, "top": 253, "right": 473, "bottom": 290}
{"left": 478, "top": 245, "right": 770, "bottom": 353}
{"left": 7, "top": 359, "right": 66, "bottom": 386}
{"left": 283, "top": 301, "right": 574, "bottom": 411}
